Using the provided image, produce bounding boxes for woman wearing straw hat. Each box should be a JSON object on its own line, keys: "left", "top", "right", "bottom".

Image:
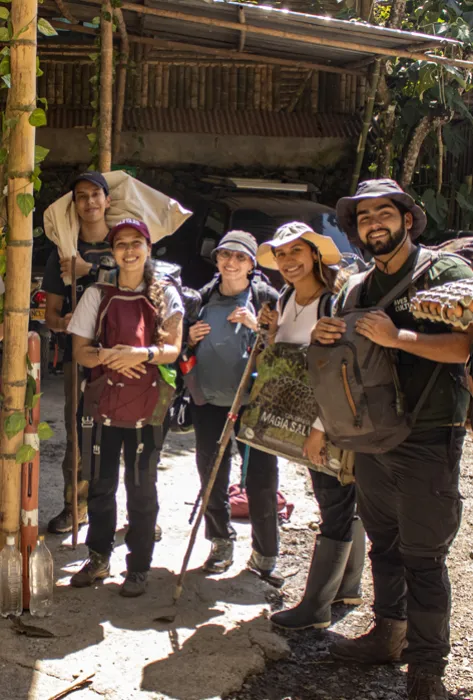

{"left": 258, "top": 221, "right": 365, "bottom": 630}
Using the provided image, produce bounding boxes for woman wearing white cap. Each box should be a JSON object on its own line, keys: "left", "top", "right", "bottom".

{"left": 258, "top": 221, "right": 365, "bottom": 630}
{"left": 187, "top": 230, "right": 284, "bottom": 586}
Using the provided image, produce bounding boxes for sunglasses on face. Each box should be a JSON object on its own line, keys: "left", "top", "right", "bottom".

{"left": 216, "top": 249, "right": 251, "bottom": 263}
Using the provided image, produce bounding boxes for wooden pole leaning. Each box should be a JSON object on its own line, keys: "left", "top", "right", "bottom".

{"left": 0, "top": 0, "right": 38, "bottom": 548}
{"left": 155, "top": 326, "right": 267, "bottom": 623}
{"left": 99, "top": 0, "right": 113, "bottom": 174}
{"left": 71, "top": 256, "right": 79, "bottom": 548}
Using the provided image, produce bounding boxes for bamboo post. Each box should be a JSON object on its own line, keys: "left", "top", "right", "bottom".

{"left": 71, "top": 257, "right": 79, "bottom": 547}
{"left": 99, "top": 0, "right": 113, "bottom": 173}
{"left": 350, "top": 58, "right": 381, "bottom": 195}
{"left": 0, "top": 0, "right": 38, "bottom": 547}
{"left": 113, "top": 8, "right": 129, "bottom": 162}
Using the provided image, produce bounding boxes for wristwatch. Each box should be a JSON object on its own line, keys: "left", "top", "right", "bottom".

{"left": 147, "top": 348, "right": 154, "bottom": 363}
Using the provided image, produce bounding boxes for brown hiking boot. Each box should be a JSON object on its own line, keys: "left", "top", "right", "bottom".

{"left": 70, "top": 551, "right": 110, "bottom": 587}
{"left": 331, "top": 617, "right": 407, "bottom": 663}
{"left": 48, "top": 506, "right": 88, "bottom": 534}
{"left": 407, "top": 666, "right": 448, "bottom": 700}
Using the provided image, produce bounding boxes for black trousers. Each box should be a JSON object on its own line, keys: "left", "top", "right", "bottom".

{"left": 191, "top": 402, "right": 279, "bottom": 558}
{"left": 81, "top": 423, "right": 160, "bottom": 573}
{"left": 355, "top": 427, "right": 464, "bottom": 674}
{"left": 309, "top": 469, "right": 357, "bottom": 542}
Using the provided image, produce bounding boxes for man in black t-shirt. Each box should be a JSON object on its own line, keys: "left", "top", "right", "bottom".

{"left": 43, "top": 172, "right": 112, "bottom": 534}
{"left": 314, "top": 180, "right": 472, "bottom": 700}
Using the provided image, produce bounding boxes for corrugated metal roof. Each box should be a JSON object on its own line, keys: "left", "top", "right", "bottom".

{"left": 46, "top": 106, "right": 361, "bottom": 138}
{"left": 39, "top": 0, "right": 460, "bottom": 70}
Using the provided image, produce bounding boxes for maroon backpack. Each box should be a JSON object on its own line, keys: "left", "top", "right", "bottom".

{"left": 83, "top": 284, "right": 161, "bottom": 428}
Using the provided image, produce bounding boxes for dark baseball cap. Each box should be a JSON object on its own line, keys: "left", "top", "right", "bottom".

{"left": 108, "top": 218, "right": 151, "bottom": 246}
{"left": 70, "top": 171, "right": 109, "bottom": 200}
{"left": 211, "top": 230, "right": 258, "bottom": 264}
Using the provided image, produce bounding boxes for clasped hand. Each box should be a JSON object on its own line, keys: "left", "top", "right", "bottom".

{"left": 98, "top": 345, "right": 148, "bottom": 380}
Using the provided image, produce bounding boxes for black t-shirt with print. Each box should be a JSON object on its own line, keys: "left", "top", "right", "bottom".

{"left": 43, "top": 238, "right": 112, "bottom": 362}
{"left": 342, "top": 248, "right": 473, "bottom": 430}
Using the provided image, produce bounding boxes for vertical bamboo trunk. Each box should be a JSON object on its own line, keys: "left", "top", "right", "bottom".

{"left": 113, "top": 7, "right": 129, "bottom": 162}
{"left": 99, "top": 0, "right": 113, "bottom": 173}
{"left": 0, "top": 0, "right": 38, "bottom": 546}
{"left": 350, "top": 59, "right": 381, "bottom": 195}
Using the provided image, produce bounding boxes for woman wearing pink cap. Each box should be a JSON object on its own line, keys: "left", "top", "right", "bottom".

{"left": 68, "top": 219, "right": 184, "bottom": 597}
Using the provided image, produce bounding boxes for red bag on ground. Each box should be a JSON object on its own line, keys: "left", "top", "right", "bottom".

{"left": 229, "top": 484, "right": 294, "bottom": 523}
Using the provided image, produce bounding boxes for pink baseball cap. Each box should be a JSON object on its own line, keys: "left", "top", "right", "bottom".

{"left": 108, "top": 218, "right": 151, "bottom": 246}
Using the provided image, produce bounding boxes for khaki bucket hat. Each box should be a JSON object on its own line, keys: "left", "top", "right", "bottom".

{"left": 257, "top": 221, "right": 342, "bottom": 270}
{"left": 336, "top": 179, "right": 427, "bottom": 242}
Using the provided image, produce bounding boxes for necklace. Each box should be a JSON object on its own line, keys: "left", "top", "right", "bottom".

{"left": 293, "top": 290, "right": 321, "bottom": 322}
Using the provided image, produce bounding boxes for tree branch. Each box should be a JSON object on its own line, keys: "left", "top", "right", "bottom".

{"left": 53, "top": 0, "right": 78, "bottom": 25}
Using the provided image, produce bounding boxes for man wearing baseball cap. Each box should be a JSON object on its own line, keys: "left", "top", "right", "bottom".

{"left": 44, "top": 172, "right": 112, "bottom": 534}
{"left": 314, "top": 179, "right": 473, "bottom": 699}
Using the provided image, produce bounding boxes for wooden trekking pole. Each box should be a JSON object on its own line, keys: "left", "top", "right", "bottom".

{"left": 155, "top": 323, "right": 269, "bottom": 624}
{"left": 71, "top": 256, "right": 79, "bottom": 548}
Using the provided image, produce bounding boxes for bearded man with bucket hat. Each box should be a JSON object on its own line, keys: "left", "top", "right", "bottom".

{"left": 314, "top": 179, "right": 473, "bottom": 699}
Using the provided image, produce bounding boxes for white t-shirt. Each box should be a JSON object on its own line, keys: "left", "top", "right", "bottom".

{"left": 275, "top": 289, "right": 325, "bottom": 432}
{"left": 68, "top": 282, "right": 184, "bottom": 340}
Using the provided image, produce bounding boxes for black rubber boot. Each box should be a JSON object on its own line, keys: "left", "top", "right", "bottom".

{"left": 270, "top": 536, "right": 352, "bottom": 630}
{"left": 333, "top": 517, "right": 365, "bottom": 605}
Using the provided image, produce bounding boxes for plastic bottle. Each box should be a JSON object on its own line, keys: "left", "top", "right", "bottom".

{"left": 29, "top": 536, "right": 53, "bottom": 617}
{"left": 0, "top": 536, "right": 23, "bottom": 617}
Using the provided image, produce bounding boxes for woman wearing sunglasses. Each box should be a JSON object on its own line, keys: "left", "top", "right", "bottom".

{"left": 186, "top": 231, "right": 283, "bottom": 586}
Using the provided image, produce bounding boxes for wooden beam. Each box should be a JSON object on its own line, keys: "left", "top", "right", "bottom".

{"left": 83, "top": 0, "right": 473, "bottom": 70}
{"left": 45, "top": 19, "right": 363, "bottom": 77}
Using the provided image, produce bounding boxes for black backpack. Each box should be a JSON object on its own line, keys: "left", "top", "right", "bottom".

{"left": 307, "top": 247, "right": 443, "bottom": 454}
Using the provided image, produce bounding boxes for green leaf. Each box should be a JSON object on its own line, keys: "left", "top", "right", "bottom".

{"left": 15, "top": 444, "right": 36, "bottom": 464}
{"left": 0, "top": 147, "right": 7, "bottom": 165}
{"left": 0, "top": 55, "right": 10, "bottom": 76}
{"left": 3, "top": 116, "right": 18, "bottom": 131}
{"left": 87, "top": 132, "right": 97, "bottom": 144}
{"left": 38, "top": 96, "right": 48, "bottom": 109}
{"left": 26, "top": 354, "right": 33, "bottom": 372}
{"left": 16, "top": 193, "right": 35, "bottom": 217}
{"left": 32, "top": 392, "right": 42, "bottom": 407}
{"left": 25, "top": 373, "right": 36, "bottom": 409}
{"left": 34, "top": 144, "right": 49, "bottom": 165}
{"left": 88, "top": 53, "right": 99, "bottom": 62}
{"left": 37, "top": 18, "right": 57, "bottom": 37}
{"left": 0, "top": 7, "right": 9, "bottom": 20}
{"left": 0, "top": 26, "right": 10, "bottom": 41}
{"left": 102, "top": 10, "right": 112, "bottom": 22}
{"left": 33, "top": 226, "right": 43, "bottom": 238}
{"left": 1, "top": 74, "right": 10, "bottom": 88}
{"left": 4, "top": 411, "right": 26, "bottom": 439}
{"left": 29, "top": 108, "right": 47, "bottom": 127}
{"left": 91, "top": 16, "right": 101, "bottom": 26}
{"left": 38, "top": 421, "right": 54, "bottom": 440}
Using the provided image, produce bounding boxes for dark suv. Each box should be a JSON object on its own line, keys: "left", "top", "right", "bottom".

{"left": 155, "top": 181, "right": 361, "bottom": 289}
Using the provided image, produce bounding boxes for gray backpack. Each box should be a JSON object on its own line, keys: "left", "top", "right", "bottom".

{"left": 307, "top": 247, "right": 442, "bottom": 454}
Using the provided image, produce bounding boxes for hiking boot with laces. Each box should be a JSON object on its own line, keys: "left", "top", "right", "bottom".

{"left": 202, "top": 538, "right": 234, "bottom": 574}
{"left": 407, "top": 666, "right": 448, "bottom": 700}
{"left": 48, "top": 506, "right": 88, "bottom": 534}
{"left": 70, "top": 551, "right": 110, "bottom": 588}
{"left": 331, "top": 616, "right": 407, "bottom": 663}
{"left": 247, "top": 550, "right": 285, "bottom": 589}
{"left": 120, "top": 571, "right": 148, "bottom": 598}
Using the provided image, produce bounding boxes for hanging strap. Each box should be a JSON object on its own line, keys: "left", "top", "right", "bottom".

{"left": 134, "top": 427, "right": 144, "bottom": 486}
{"left": 409, "top": 363, "right": 444, "bottom": 428}
{"left": 240, "top": 444, "right": 250, "bottom": 489}
{"left": 80, "top": 416, "right": 94, "bottom": 482}
{"left": 93, "top": 422, "right": 102, "bottom": 482}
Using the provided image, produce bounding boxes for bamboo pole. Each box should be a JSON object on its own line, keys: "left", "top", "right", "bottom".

{"left": 0, "top": 0, "right": 37, "bottom": 546}
{"left": 350, "top": 58, "right": 381, "bottom": 195}
{"left": 113, "top": 8, "right": 129, "bottom": 162}
{"left": 99, "top": 0, "right": 113, "bottom": 173}
{"left": 84, "top": 0, "right": 473, "bottom": 71}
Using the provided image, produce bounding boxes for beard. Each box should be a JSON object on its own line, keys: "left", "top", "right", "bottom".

{"left": 364, "top": 224, "right": 406, "bottom": 257}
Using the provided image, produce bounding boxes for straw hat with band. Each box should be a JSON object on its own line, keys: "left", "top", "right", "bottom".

{"left": 257, "top": 221, "right": 342, "bottom": 270}
{"left": 336, "top": 179, "right": 427, "bottom": 245}
{"left": 211, "top": 230, "right": 258, "bottom": 264}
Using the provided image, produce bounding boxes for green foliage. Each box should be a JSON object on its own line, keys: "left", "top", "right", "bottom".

{"left": 38, "top": 422, "right": 54, "bottom": 440}
{"left": 4, "top": 412, "right": 26, "bottom": 439}
{"left": 29, "top": 107, "right": 47, "bottom": 127}
{"left": 16, "top": 192, "right": 34, "bottom": 217}
{"left": 37, "top": 18, "right": 57, "bottom": 37}
{"left": 15, "top": 444, "right": 36, "bottom": 464}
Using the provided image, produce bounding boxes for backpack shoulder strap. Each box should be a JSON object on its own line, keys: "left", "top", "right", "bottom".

{"left": 338, "top": 269, "right": 373, "bottom": 313}
{"left": 317, "top": 291, "right": 333, "bottom": 319}
{"left": 376, "top": 246, "right": 436, "bottom": 310}
{"left": 199, "top": 274, "right": 220, "bottom": 306}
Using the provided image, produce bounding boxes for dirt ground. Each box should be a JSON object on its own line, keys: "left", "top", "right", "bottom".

{"left": 0, "top": 373, "right": 472, "bottom": 700}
